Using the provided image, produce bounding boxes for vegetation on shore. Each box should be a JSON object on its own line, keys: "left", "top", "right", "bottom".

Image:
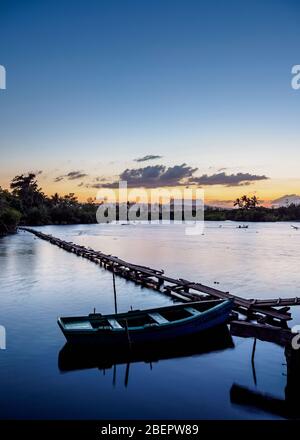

{"left": 0, "top": 174, "right": 300, "bottom": 235}
{"left": 0, "top": 173, "right": 96, "bottom": 235}
{"left": 205, "top": 204, "right": 300, "bottom": 222}
{"left": 206, "top": 195, "right": 300, "bottom": 222}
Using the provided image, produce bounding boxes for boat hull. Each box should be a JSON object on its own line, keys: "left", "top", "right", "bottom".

{"left": 58, "top": 300, "right": 233, "bottom": 346}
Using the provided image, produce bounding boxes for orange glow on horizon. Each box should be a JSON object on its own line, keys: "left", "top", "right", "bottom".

{"left": 41, "top": 178, "right": 300, "bottom": 207}
{"left": 1, "top": 174, "right": 299, "bottom": 207}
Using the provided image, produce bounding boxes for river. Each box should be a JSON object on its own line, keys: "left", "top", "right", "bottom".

{"left": 0, "top": 222, "right": 299, "bottom": 419}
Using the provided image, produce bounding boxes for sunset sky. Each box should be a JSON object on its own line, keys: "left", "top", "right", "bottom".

{"left": 0, "top": 0, "right": 300, "bottom": 206}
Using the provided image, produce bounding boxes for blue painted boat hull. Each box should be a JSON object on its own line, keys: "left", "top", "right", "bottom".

{"left": 58, "top": 300, "right": 233, "bottom": 346}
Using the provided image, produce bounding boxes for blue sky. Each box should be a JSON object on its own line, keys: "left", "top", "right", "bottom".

{"left": 0, "top": 0, "right": 300, "bottom": 203}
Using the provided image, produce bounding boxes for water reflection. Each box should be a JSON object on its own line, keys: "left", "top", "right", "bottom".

{"left": 231, "top": 347, "right": 300, "bottom": 419}
{"left": 58, "top": 325, "right": 234, "bottom": 387}
{"left": 1, "top": 223, "right": 298, "bottom": 419}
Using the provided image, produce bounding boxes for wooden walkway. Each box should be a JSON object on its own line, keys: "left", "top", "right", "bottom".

{"left": 20, "top": 227, "right": 300, "bottom": 338}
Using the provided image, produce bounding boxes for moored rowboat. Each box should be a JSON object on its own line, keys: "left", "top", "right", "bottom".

{"left": 58, "top": 299, "right": 233, "bottom": 346}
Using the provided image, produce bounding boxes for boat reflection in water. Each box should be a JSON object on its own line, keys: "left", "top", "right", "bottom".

{"left": 58, "top": 325, "right": 234, "bottom": 387}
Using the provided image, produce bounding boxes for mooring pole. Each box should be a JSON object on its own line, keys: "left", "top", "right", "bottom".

{"left": 251, "top": 337, "right": 257, "bottom": 385}
{"left": 251, "top": 337, "right": 257, "bottom": 364}
{"left": 125, "top": 319, "right": 131, "bottom": 347}
{"left": 113, "top": 364, "right": 117, "bottom": 387}
{"left": 112, "top": 263, "right": 118, "bottom": 314}
{"left": 125, "top": 362, "right": 130, "bottom": 387}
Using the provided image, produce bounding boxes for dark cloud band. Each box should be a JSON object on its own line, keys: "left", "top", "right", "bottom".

{"left": 54, "top": 171, "right": 88, "bottom": 182}
{"left": 189, "top": 172, "right": 268, "bottom": 187}
{"left": 134, "top": 155, "right": 163, "bottom": 162}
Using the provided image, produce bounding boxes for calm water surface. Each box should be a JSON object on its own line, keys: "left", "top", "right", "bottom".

{"left": 0, "top": 222, "right": 300, "bottom": 419}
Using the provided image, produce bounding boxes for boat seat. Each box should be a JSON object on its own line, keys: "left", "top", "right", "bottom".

{"left": 184, "top": 307, "right": 202, "bottom": 316}
{"left": 148, "top": 312, "right": 169, "bottom": 324}
{"left": 108, "top": 318, "right": 123, "bottom": 329}
{"left": 65, "top": 321, "right": 93, "bottom": 330}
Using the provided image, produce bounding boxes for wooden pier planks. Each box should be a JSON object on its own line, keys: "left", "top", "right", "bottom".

{"left": 19, "top": 227, "right": 297, "bottom": 326}
{"left": 230, "top": 320, "right": 294, "bottom": 347}
{"left": 248, "top": 298, "right": 300, "bottom": 307}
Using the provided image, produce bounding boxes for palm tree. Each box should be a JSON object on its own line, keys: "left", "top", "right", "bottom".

{"left": 234, "top": 195, "right": 260, "bottom": 210}
{"left": 234, "top": 197, "right": 243, "bottom": 209}
{"left": 51, "top": 193, "right": 61, "bottom": 206}
{"left": 249, "top": 195, "right": 259, "bottom": 208}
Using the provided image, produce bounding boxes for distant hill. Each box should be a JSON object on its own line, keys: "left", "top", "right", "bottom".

{"left": 271, "top": 194, "right": 300, "bottom": 208}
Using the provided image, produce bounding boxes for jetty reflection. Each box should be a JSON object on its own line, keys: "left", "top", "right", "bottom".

{"left": 58, "top": 325, "right": 234, "bottom": 386}
{"left": 230, "top": 347, "right": 300, "bottom": 419}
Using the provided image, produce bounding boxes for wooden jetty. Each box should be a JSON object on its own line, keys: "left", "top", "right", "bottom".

{"left": 19, "top": 227, "right": 300, "bottom": 346}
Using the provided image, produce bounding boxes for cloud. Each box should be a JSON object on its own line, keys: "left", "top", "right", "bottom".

{"left": 134, "top": 155, "right": 163, "bottom": 162}
{"left": 92, "top": 164, "right": 197, "bottom": 188}
{"left": 66, "top": 171, "right": 88, "bottom": 180}
{"left": 88, "top": 167, "right": 268, "bottom": 189}
{"left": 88, "top": 183, "right": 102, "bottom": 189}
{"left": 271, "top": 194, "right": 300, "bottom": 207}
{"left": 54, "top": 170, "right": 88, "bottom": 182}
{"left": 54, "top": 176, "right": 64, "bottom": 182}
{"left": 28, "top": 169, "right": 43, "bottom": 176}
{"left": 189, "top": 172, "right": 268, "bottom": 187}
{"left": 87, "top": 177, "right": 113, "bottom": 188}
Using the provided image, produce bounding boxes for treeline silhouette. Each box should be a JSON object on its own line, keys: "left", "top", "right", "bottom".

{"left": 1, "top": 173, "right": 300, "bottom": 235}
{"left": 205, "top": 205, "right": 300, "bottom": 222}
{"left": 206, "top": 194, "right": 300, "bottom": 222}
{"left": 0, "top": 173, "right": 97, "bottom": 235}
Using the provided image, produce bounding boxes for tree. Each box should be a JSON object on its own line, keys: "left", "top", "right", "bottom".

{"left": 10, "top": 173, "right": 46, "bottom": 212}
{"left": 51, "top": 192, "right": 61, "bottom": 206}
{"left": 249, "top": 195, "right": 259, "bottom": 209}
{"left": 0, "top": 186, "right": 22, "bottom": 233}
{"left": 61, "top": 193, "right": 78, "bottom": 206}
{"left": 234, "top": 195, "right": 260, "bottom": 210}
{"left": 0, "top": 207, "right": 22, "bottom": 234}
{"left": 233, "top": 197, "right": 243, "bottom": 209}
